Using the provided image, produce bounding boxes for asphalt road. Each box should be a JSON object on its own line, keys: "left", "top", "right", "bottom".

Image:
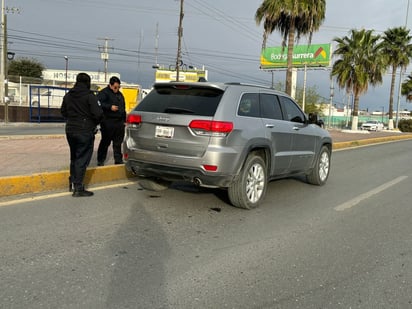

{"left": 1, "top": 140, "right": 412, "bottom": 308}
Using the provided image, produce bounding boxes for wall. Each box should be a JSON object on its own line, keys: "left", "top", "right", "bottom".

{"left": 0, "top": 105, "right": 64, "bottom": 123}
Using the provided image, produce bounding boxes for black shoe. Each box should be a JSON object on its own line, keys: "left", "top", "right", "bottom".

{"left": 115, "top": 161, "right": 124, "bottom": 165}
{"left": 72, "top": 189, "right": 94, "bottom": 197}
{"left": 97, "top": 161, "right": 104, "bottom": 166}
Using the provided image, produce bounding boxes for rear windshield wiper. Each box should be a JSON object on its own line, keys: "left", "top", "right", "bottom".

{"left": 164, "top": 107, "right": 195, "bottom": 114}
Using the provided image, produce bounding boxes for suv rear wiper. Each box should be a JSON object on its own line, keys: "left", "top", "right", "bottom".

{"left": 164, "top": 107, "right": 195, "bottom": 114}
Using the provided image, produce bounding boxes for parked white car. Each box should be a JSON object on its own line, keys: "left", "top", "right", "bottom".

{"left": 361, "top": 120, "right": 384, "bottom": 131}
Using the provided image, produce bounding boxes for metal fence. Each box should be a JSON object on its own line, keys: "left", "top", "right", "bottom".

{"left": 29, "top": 85, "right": 67, "bottom": 122}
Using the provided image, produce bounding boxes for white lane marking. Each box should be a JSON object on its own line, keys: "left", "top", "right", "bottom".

{"left": 334, "top": 176, "right": 408, "bottom": 211}
{"left": 0, "top": 181, "right": 137, "bottom": 207}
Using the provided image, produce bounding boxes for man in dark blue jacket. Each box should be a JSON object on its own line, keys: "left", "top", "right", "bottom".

{"left": 97, "top": 76, "right": 126, "bottom": 166}
{"left": 61, "top": 73, "right": 103, "bottom": 197}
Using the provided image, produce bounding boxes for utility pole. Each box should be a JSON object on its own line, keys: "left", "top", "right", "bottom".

{"left": 175, "top": 0, "right": 184, "bottom": 82}
{"left": 1, "top": 1, "right": 19, "bottom": 123}
{"left": 137, "top": 29, "right": 143, "bottom": 80}
{"left": 302, "top": 64, "right": 307, "bottom": 112}
{"left": 98, "top": 37, "right": 113, "bottom": 83}
{"left": 154, "top": 22, "right": 159, "bottom": 67}
{"left": 0, "top": 0, "right": 5, "bottom": 110}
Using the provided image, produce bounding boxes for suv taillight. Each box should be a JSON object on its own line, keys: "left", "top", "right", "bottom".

{"left": 126, "top": 114, "right": 142, "bottom": 127}
{"left": 189, "top": 120, "right": 233, "bottom": 137}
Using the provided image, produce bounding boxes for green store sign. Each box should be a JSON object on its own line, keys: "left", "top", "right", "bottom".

{"left": 260, "top": 43, "right": 331, "bottom": 69}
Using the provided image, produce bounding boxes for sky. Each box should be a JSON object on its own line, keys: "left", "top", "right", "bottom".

{"left": 6, "top": 0, "right": 412, "bottom": 112}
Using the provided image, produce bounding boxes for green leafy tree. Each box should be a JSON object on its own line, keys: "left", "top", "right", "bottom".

{"left": 272, "top": 81, "right": 324, "bottom": 115}
{"left": 331, "top": 29, "right": 386, "bottom": 130}
{"left": 7, "top": 57, "right": 45, "bottom": 83}
{"left": 255, "top": 0, "right": 326, "bottom": 96}
{"left": 380, "top": 27, "right": 412, "bottom": 129}
{"left": 294, "top": 85, "right": 324, "bottom": 115}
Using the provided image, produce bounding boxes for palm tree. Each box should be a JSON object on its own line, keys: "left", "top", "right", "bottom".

{"left": 401, "top": 73, "right": 412, "bottom": 101}
{"left": 255, "top": 0, "right": 326, "bottom": 96}
{"left": 380, "top": 27, "right": 412, "bottom": 129}
{"left": 332, "top": 29, "right": 386, "bottom": 131}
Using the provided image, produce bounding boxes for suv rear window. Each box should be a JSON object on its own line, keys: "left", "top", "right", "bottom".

{"left": 135, "top": 85, "right": 224, "bottom": 116}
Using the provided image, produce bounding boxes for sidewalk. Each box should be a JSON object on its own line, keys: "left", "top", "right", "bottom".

{"left": 0, "top": 133, "right": 114, "bottom": 177}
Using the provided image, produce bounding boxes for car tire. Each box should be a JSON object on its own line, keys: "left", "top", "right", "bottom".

{"left": 228, "top": 154, "right": 267, "bottom": 209}
{"left": 138, "top": 178, "right": 171, "bottom": 191}
{"left": 306, "top": 145, "right": 331, "bottom": 186}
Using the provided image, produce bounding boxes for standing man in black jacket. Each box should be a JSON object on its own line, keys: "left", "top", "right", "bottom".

{"left": 97, "top": 76, "right": 126, "bottom": 166}
{"left": 61, "top": 73, "right": 104, "bottom": 197}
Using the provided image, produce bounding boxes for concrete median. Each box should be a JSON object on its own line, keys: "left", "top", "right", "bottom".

{"left": 332, "top": 133, "right": 412, "bottom": 149}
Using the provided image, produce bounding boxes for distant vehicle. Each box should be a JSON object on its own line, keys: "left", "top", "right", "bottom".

{"left": 361, "top": 120, "right": 384, "bottom": 131}
{"left": 123, "top": 81, "right": 332, "bottom": 209}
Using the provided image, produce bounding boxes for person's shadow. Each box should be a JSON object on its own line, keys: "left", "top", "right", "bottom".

{"left": 105, "top": 190, "right": 170, "bottom": 308}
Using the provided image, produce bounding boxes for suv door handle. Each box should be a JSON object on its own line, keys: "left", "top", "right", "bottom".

{"left": 293, "top": 126, "right": 300, "bottom": 131}
{"left": 265, "top": 124, "right": 274, "bottom": 128}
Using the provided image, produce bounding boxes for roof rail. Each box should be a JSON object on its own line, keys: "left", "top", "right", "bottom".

{"left": 224, "top": 82, "right": 273, "bottom": 89}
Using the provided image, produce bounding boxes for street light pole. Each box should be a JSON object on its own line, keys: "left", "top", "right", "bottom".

{"left": 395, "top": 0, "right": 410, "bottom": 129}
{"left": 64, "top": 56, "right": 68, "bottom": 89}
{"left": 328, "top": 74, "right": 334, "bottom": 128}
{"left": 395, "top": 68, "right": 403, "bottom": 130}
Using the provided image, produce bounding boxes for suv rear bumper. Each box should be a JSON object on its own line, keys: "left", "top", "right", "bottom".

{"left": 125, "top": 160, "right": 236, "bottom": 188}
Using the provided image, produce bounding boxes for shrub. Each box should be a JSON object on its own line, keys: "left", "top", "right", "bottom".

{"left": 398, "top": 119, "right": 412, "bottom": 132}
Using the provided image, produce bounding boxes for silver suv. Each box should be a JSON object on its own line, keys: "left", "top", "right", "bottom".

{"left": 124, "top": 82, "right": 332, "bottom": 209}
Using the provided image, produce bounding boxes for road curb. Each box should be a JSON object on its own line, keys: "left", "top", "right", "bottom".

{"left": 0, "top": 165, "right": 136, "bottom": 197}
{"left": 1, "top": 133, "right": 412, "bottom": 198}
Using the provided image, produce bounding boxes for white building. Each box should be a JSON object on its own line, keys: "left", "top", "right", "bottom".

{"left": 42, "top": 69, "right": 121, "bottom": 85}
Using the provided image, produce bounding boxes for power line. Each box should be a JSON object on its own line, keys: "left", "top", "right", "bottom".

{"left": 8, "top": 25, "right": 265, "bottom": 80}
{"left": 7, "top": 3, "right": 352, "bottom": 87}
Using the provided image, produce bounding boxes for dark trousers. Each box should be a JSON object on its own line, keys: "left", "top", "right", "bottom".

{"left": 97, "top": 119, "right": 125, "bottom": 164}
{"left": 66, "top": 131, "right": 95, "bottom": 189}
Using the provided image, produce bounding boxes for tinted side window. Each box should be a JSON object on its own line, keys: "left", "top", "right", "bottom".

{"left": 279, "top": 96, "right": 305, "bottom": 123}
{"left": 260, "top": 94, "right": 283, "bottom": 120}
{"left": 238, "top": 93, "right": 260, "bottom": 117}
{"left": 136, "top": 86, "right": 224, "bottom": 116}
